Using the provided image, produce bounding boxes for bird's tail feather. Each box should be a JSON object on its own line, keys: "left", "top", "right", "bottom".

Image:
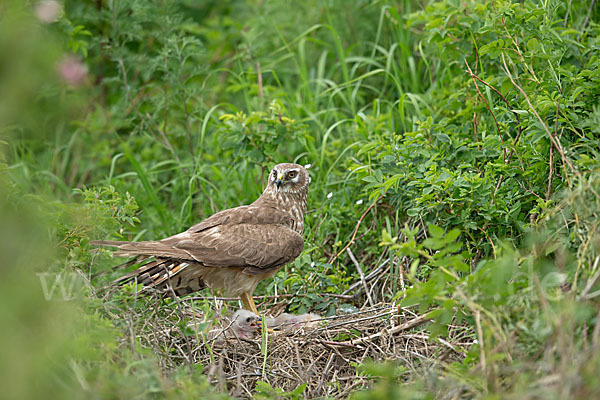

{"left": 91, "top": 239, "right": 194, "bottom": 260}
{"left": 92, "top": 240, "right": 205, "bottom": 296}
{"left": 90, "top": 240, "right": 131, "bottom": 247}
{"left": 106, "top": 257, "right": 206, "bottom": 297}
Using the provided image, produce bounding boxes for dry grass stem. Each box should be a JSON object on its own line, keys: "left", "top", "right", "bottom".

{"left": 114, "top": 296, "right": 471, "bottom": 398}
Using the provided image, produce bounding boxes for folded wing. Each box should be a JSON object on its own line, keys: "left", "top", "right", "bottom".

{"left": 98, "top": 205, "right": 303, "bottom": 275}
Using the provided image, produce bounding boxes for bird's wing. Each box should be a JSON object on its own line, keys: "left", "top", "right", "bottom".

{"left": 173, "top": 223, "right": 303, "bottom": 274}
{"left": 184, "top": 204, "right": 293, "bottom": 233}
{"left": 102, "top": 205, "right": 303, "bottom": 273}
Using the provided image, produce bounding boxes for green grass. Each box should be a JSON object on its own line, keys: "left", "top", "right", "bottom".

{"left": 2, "top": 0, "right": 600, "bottom": 398}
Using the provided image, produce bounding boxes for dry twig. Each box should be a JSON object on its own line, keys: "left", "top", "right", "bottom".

{"left": 115, "top": 298, "right": 471, "bottom": 398}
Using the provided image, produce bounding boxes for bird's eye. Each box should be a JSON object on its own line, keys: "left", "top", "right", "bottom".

{"left": 246, "top": 317, "right": 252, "bottom": 323}
{"left": 287, "top": 171, "right": 297, "bottom": 179}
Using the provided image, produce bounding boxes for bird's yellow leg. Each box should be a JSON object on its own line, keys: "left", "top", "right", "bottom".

{"left": 240, "top": 291, "right": 259, "bottom": 315}
{"left": 240, "top": 291, "right": 275, "bottom": 333}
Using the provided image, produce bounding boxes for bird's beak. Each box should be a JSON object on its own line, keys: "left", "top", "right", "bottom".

{"left": 275, "top": 172, "right": 284, "bottom": 190}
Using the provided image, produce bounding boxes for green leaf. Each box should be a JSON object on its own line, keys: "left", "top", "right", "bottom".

{"left": 428, "top": 223, "right": 445, "bottom": 239}
{"left": 527, "top": 38, "right": 539, "bottom": 51}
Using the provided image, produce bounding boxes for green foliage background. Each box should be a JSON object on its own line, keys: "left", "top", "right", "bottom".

{"left": 1, "top": 0, "right": 599, "bottom": 398}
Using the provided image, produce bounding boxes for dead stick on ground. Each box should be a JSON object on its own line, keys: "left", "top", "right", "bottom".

{"left": 342, "top": 258, "right": 389, "bottom": 295}
{"left": 163, "top": 267, "right": 194, "bottom": 372}
{"left": 329, "top": 196, "right": 382, "bottom": 264}
{"left": 339, "top": 311, "right": 434, "bottom": 346}
{"left": 346, "top": 248, "right": 374, "bottom": 307}
{"left": 319, "top": 310, "right": 397, "bottom": 331}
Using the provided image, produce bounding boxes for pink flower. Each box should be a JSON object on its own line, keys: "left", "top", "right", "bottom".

{"left": 35, "top": 1, "right": 62, "bottom": 23}
{"left": 58, "top": 56, "right": 88, "bottom": 86}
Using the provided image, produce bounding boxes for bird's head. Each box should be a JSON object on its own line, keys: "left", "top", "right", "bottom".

{"left": 231, "top": 309, "right": 261, "bottom": 333}
{"left": 268, "top": 163, "right": 311, "bottom": 194}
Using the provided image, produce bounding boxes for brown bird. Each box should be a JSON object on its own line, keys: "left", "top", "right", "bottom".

{"left": 92, "top": 163, "right": 310, "bottom": 315}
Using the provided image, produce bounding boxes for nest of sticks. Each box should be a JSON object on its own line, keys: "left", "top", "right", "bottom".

{"left": 113, "top": 293, "right": 474, "bottom": 399}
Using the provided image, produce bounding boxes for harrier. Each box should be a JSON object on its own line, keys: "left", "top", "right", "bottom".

{"left": 92, "top": 163, "right": 310, "bottom": 315}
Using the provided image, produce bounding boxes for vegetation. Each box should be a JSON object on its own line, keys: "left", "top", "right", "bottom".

{"left": 1, "top": 0, "right": 599, "bottom": 398}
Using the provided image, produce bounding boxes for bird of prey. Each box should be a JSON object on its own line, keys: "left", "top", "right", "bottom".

{"left": 92, "top": 163, "right": 310, "bottom": 315}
